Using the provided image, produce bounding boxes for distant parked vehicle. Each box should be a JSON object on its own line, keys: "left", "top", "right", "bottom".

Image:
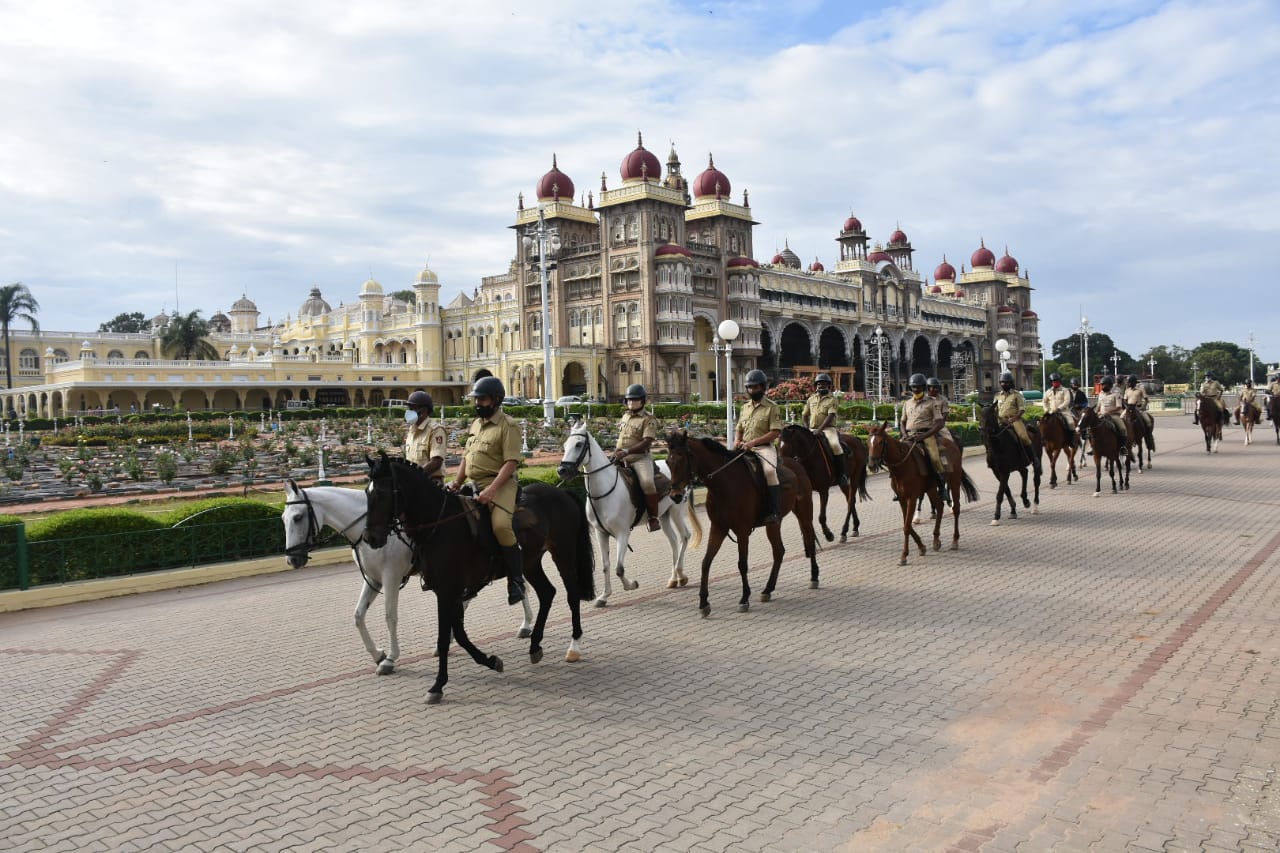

{"left": 555, "top": 395, "right": 584, "bottom": 406}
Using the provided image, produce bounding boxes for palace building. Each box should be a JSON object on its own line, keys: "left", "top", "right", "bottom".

{"left": 1, "top": 135, "right": 1039, "bottom": 417}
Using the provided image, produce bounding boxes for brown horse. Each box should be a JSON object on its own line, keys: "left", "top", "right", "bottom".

{"left": 1237, "top": 397, "right": 1260, "bottom": 445}
{"left": 1270, "top": 393, "right": 1280, "bottom": 445}
{"left": 1195, "top": 395, "right": 1223, "bottom": 453}
{"left": 1123, "top": 404, "right": 1155, "bottom": 470}
{"left": 1076, "top": 408, "right": 1130, "bottom": 494}
{"left": 664, "top": 430, "right": 819, "bottom": 618}
{"left": 1039, "top": 411, "right": 1078, "bottom": 488}
{"left": 865, "top": 423, "right": 979, "bottom": 565}
{"left": 778, "top": 424, "right": 870, "bottom": 542}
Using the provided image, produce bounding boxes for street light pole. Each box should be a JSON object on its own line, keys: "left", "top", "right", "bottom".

{"left": 1245, "top": 330, "right": 1258, "bottom": 385}
{"left": 1147, "top": 356, "right": 1157, "bottom": 380}
{"left": 995, "top": 338, "right": 1010, "bottom": 383}
{"left": 718, "top": 319, "right": 740, "bottom": 442}
{"left": 709, "top": 335, "right": 726, "bottom": 403}
{"left": 1110, "top": 351, "right": 1120, "bottom": 379}
{"left": 522, "top": 207, "right": 560, "bottom": 426}
{"left": 1039, "top": 344, "right": 1046, "bottom": 391}
{"left": 1191, "top": 361, "right": 1200, "bottom": 389}
{"left": 872, "top": 325, "right": 888, "bottom": 402}
{"left": 1077, "top": 316, "right": 1090, "bottom": 389}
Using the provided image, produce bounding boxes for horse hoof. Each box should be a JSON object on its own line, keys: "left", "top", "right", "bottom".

{"left": 666, "top": 579, "right": 679, "bottom": 589}
{"left": 374, "top": 651, "right": 387, "bottom": 664}
{"left": 759, "top": 592, "right": 771, "bottom": 602}
{"left": 933, "top": 542, "right": 941, "bottom": 552}
{"left": 1093, "top": 491, "right": 1101, "bottom": 497}
{"left": 950, "top": 543, "right": 958, "bottom": 551}
{"left": 899, "top": 558, "right": 908, "bottom": 566}
{"left": 376, "top": 660, "right": 395, "bottom": 676}
{"left": 594, "top": 598, "right": 608, "bottom": 608}
{"left": 991, "top": 519, "right": 1000, "bottom": 526}
{"left": 809, "top": 580, "right": 819, "bottom": 589}
{"left": 530, "top": 648, "right": 544, "bottom": 665}
{"left": 738, "top": 602, "right": 750, "bottom": 613}
{"left": 490, "top": 655, "right": 504, "bottom": 673}
{"left": 625, "top": 580, "right": 639, "bottom": 591}
{"left": 823, "top": 531, "right": 834, "bottom": 542}
{"left": 679, "top": 577, "right": 689, "bottom": 587}
{"left": 1032, "top": 507, "right": 1039, "bottom": 515}
{"left": 426, "top": 692, "right": 443, "bottom": 706}
{"left": 518, "top": 627, "right": 533, "bottom": 639}
{"left": 840, "top": 535, "right": 848, "bottom": 544}
{"left": 564, "top": 649, "right": 581, "bottom": 663}
{"left": 700, "top": 605, "right": 711, "bottom": 618}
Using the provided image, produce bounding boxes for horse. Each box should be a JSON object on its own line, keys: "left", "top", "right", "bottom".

{"left": 1195, "top": 395, "right": 1223, "bottom": 454}
{"left": 977, "top": 405, "right": 1041, "bottom": 525}
{"left": 1123, "top": 404, "right": 1156, "bottom": 470}
{"left": 1076, "top": 408, "right": 1130, "bottom": 495}
{"left": 1237, "top": 397, "right": 1260, "bottom": 445}
{"left": 362, "top": 454, "right": 594, "bottom": 705}
{"left": 663, "top": 430, "right": 819, "bottom": 618}
{"left": 778, "top": 424, "right": 870, "bottom": 542}
{"left": 1039, "top": 411, "right": 1078, "bottom": 488}
{"left": 282, "top": 479, "right": 535, "bottom": 676}
{"left": 865, "top": 423, "right": 979, "bottom": 565}
{"left": 555, "top": 420, "right": 702, "bottom": 605}
{"left": 1270, "top": 393, "right": 1280, "bottom": 445}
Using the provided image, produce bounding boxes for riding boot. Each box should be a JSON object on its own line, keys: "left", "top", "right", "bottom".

{"left": 500, "top": 544, "right": 525, "bottom": 605}
{"left": 835, "top": 456, "right": 849, "bottom": 488}
{"left": 1192, "top": 412, "right": 1199, "bottom": 425}
{"left": 935, "top": 472, "right": 951, "bottom": 505}
{"left": 764, "top": 485, "right": 781, "bottom": 525}
{"left": 645, "top": 493, "right": 661, "bottom": 532}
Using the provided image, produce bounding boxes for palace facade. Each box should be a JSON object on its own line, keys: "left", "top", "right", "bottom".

{"left": 2, "top": 135, "right": 1040, "bottom": 417}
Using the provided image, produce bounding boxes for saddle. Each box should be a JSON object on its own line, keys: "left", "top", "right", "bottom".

{"left": 423, "top": 485, "right": 531, "bottom": 595}
{"left": 741, "top": 452, "right": 790, "bottom": 528}
{"left": 616, "top": 464, "right": 673, "bottom": 528}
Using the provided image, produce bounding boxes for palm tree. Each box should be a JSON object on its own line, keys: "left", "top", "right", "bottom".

{"left": 161, "top": 310, "right": 220, "bottom": 361}
{"left": 0, "top": 282, "right": 40, "bottom": 391}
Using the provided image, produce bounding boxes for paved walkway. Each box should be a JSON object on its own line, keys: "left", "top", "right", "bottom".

{"left": 1, "top": 419, "right": 1277, "bottom": 851}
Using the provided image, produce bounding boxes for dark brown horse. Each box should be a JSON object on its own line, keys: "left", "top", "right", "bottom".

{"left": 865, "top": 423, "right": 979, "bottom": 565}
{"left": 1195, "top": 395, "right": 1223, "bottom": 453}
{"left": 978, "top": 404, "right": 1041, "bottom": 525}
{"left": 1076, "top": 408, "right": 1130, "bottom": 494}
{"left": 1270, "top": 393, "right": 1280, "bottom": 445}
{"left": 1123, "top": 404, "right": 1156, "bottom": 470}
{"left": 1039, "top": 411, "right": 1078, "bottom": 488}
{"left": 664, "top": 430, "right": 819, "bottom": 618}
{"left": 778, "top": 424, "right": 870, "bottom": 542}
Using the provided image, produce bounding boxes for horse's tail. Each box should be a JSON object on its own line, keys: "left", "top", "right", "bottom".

{"left": 856, "top": 469, "right": 871, "bottom": 502}
{"left": 959, "top": 470, "right": 980, "bottom": 503}
{"left": 686, "top": 497, "right": 703, "bottom": 550}
{"left": 571, "top": 495, "right": 596, "bottom": 602}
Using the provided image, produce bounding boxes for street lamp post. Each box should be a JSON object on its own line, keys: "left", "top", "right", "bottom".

{"left": 1245, "top": 330, "right": 1258, "bottom": 385}
{"left": 1191, "top": 361, "right": 1200, "bottom": 389}
{"left": 1077, "top": 316, "right": 1091, "bottom": 389}
{"left": 1039, "top": 344, "right": 1046, "bottom": 391}
{"left": 718, "top": 319, "right": 740, "bottom": 442}
{"left": 580, "top": 328, "right": 598, "bottom": 401}
{"left": 522, "top": 207, "right": 561, "bottom": 426}
{"left": 709, "top": 335, "right": 728, "bottom": 403}
{"left": 1110, "top": 351, "right": 1120, "bottom": 379}
{"left": 1147, "top": 356, "right": 1157, "bottom": 380}
{"left": 872, "top": 325, "right": 888, "bottom": 402}
{"left": 995, "top": 338, "right": 1010, "bottom": 382}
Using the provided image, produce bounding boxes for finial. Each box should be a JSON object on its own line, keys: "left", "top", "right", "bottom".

{"left": 588, "top": 191, "right": 594, "bottom": 209}
{"left": 743, "top": 189, "right": 749, "bottom": 206}
{"left": 552, "top": 153, "right": 558, "bottom": 169}
{"left": 708, "top": 152, "right": 715, "bottom": 168}
{"left": 601, "top": 171, "right": 607, "bottom": 191}
{"left": 637, "top": 130, "right": 644, "bottom": 148}
{"left": 980, "top": 237, "right": 986, "bottom": 247}
{"left": 518, "top": 191, "right": 524, "bottom": 210}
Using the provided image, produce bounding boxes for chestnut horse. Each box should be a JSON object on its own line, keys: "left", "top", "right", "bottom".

{"left": 1076, "top": 408, "right": 1130, "bottom": 495}
{"left": 1039, "top": 411, "right": 1078, "bottom": 488}
{"left": 778, "top": 424, "right": 870, "bottom": 543}
{"left": 664, "top": 430, "right": 819, "bottom": 618}
{"left": 865, "top": 423, "right": 979, "bottom": 565}
{"left": 1237, "top": 398, "right": 1260, "bottom": 445}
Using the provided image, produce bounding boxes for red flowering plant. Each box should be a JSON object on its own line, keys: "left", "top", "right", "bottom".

{"left": 765, "top": 377, "right": 814, "bottom": 402}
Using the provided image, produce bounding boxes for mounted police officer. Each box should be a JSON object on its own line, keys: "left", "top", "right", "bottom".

{"left": 925, "top": 377, "right": 955, "bottom": 446}
{"left": 902, "top": 373, "right": 950, "bottom": 503}
{"left": 1124, "top": 375, "right": 1154, "bottom": 435}
{"left": 446, "top": 376, "right": 526, "bottom": 605}
{"left": 1194, "top": 370, "right": 1228, "bottom": 426}
{"left": 1269, "top": 373, "right": 1280, "bottom": 399}
{"left": 736, "top": 369, "right": 784, "bottom": 525}
{"left": 801, "top": 372, "right": 848, "bottom": 488}
{"left": 1237, "top": 379, "right": 1257, "bottom": 424}
{"left": 613, "top": 384, "right": 662, "bottom": 531}
{"left": 403, "top": 390, "right": 447, "bottom": 481}
{"left": 994, "top": 372, "right": 1041, "bottom": 474}
{"left": 1042, "top": 372, "right": 1077, "bottom": 443}
{"left": 1096, "top": 375, "right": 1134, "bottom": 460}
{"left": 1069, "top": 376, "right": 1089, "bottom": 414}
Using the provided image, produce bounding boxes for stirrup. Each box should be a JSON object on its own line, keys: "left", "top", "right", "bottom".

{"left": 507, "top": 576, "right": 526, "bottom": 605}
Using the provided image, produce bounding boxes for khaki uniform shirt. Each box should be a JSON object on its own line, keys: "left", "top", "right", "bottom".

{"left": 404, "top": 419, "right": 447, "bottom": 476}
{"left": 995, "top": 389, "right": 1026, "bottom": 423}
{"left": 1096, "top": 388, "right": 1124, "bottom": 417}
{"left": 464, "top": 410, "right": 522, "bottom": 486}
{"left": 1123, "top": 386, "right": 1148, "bottom": 409}
{"left": 1043, "top": 385, "right": 1072, "bottom": 414}
{"left": 928, "top": 392, "right": 949, "bottom": 420}
{"left": 1200, "top": 379, "right": 1223, "bottom": 399}
{"left": 1269, "top": 381, "right": 1280, "bottom": 397}
{"left": 802, "top": 393, "right": 839, "bottom": 430}
{"left": 902, "top": 395, "right": 941, "bottom": 433}
{"left": 1239, "top": 387, "right": 1256, "bottom": 405}
{"left": 616, "top": 409, "right": 658, "bottom": 457}
{"left": 737, "top": 397, "right": 783, "bottom": 445}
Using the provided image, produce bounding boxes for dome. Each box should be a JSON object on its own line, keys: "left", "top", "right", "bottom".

{"left": 778, "top": 245, "right": 801, "bottom": 268}
{"left": 151, "top": 310, "right": 170, "bottom": 327}
{"left": 889, "top": 228, "right": 908, "bottom": 245}
{"left": 298, "top": 286, "right": 332, "bottom": 318}
{"left": 770, "top": 251, "right": 786, "bottom": 265}
{"left": 841, "top": 214, "right": 863, "bottom": 233}
{"left": 971, "top": 240, "right": 996, "bottom": 268}
{"left": 691, "top": 153, "right": 731, "bottom": 199}
{"left": 1021, "top": 309, "right": 1038, "bottom": 318}
{"left": 655, "top": 243, "right": 693, "bottom": 259}
{"left": 953, "top": 290, "right": 966, "bottom": 298}
{"left": 535, "top": 154, "right": 575, "bottom": 202}
{"left": 929, "top": 285, "right": 943, "bottom": 294}
{"left": 231, "top": 294, "right": 256, "bottom": 311}
{"left": 997, "top": 305, "right": 1015, "bottom": 313}
{"left": 933, "top": 258, "right": 956, "bottom": 281}
{"left": 620, "top": 132, "right": 662, "bottom": 183}
{"left": 209, "top": 311, "right": 231, "bottom": 332}
{"left": 726, "top": 256, "right": 759, "bottom": 269}
{"left": 416, "top": 265, "right": 439, "bottom": 284}
{"left": 867, "top": 244, "right": 892, "bottom": 264}
{"left": 809, "top": 258, "right": 825, "bottom": 272}
{"left": 361, "top": 278, "right": 384, "bottom": 296}
{"left": 996, "top": 248, "right": 1020, "bottom": 274}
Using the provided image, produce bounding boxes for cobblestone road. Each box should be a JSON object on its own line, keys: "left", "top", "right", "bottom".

{"left": 1, "top": 419, "right": 1277, "bottom": 852}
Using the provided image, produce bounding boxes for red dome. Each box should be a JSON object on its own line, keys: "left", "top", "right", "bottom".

{"left": 536, "top": 155, "right": 574, "bottom": 202}
{"left": 997, "top": 305, "right": 1015, "bottom": 313}
{"left": 929, "top": 285, "right": 943, "bottom": 294}
{"left": 889, "top": 229, "right": 908, "bottom": 245}
{"left": 809, "top": 258, "right": 825, "bottom": 272}
{"left": 770, "top": 252, "right": 786, "bottom": 265}
{"left": 867, "top": 250, "right": 892, "bottom": 264}
{"left": 727, "top": 256, "right": 759, "bottom": 269}
{"left": 971, "top": 241, "right": 996, "bottom": 268}
{"left": 996, "top": 249, "right": 1019, "bottom": 274}
{"left": 1021, "top": 309, "right": 1038, "bottom": 318}
{"left": 621, "top": 133, "right": 662, "bottom": 183}
{"left": 842, "top": 214, "right": 863, "bottom": 233}
{"left": 933, "top": 258, "right": 956, "bottom": 281}
{"left": 953, "top": 290, "right": 966, "bottom": 298}
{"left": 655, "top": 243, "right": 692, "bottom": 259}
{"left": 691, "top": 154, "right": 731, "bottom": 199}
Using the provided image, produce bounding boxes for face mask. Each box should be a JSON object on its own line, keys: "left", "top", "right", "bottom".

{"left": 748, "top": 390, "right": 765, "bottom": 402}
{"left": 404, "top": 409, "right": 419, "bottom": 425}
{"left": 475, "top": 404, "right": 495, "bottom": 419}
{"left": 912, "top": 390, "right": 925, "bottom": 400}
{"left": 817, "top": 387, "right": 829, "bottom": 396}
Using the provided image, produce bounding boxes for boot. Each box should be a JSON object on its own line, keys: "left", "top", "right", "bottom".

{"left": 764, "top": 485, "right": 781, "bottom": 525}
{"left": 645, "top": 493, "right": 661, "bottom": 532}
{"left": 1192, "top": 412, "right": 1199, "bottom": 425}
{"left": 935, "top": 472, "right": 951, "bottom": 505}
{"left": 835, "top": 455, "right": 849, "bottom": 488}
{"left": 500, "top": 544, "right": 525, "bottom": 605}
{"left": 1027, "top": 445, "right": 1042, "bottom": 476}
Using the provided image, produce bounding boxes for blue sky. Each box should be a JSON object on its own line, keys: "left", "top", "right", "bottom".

{"left": 1, "top": 0, "right": 1277, "bottom": 367}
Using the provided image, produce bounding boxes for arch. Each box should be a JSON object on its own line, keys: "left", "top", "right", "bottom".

{"left": 778, "top": 323, "right": 812, "bottom": 370}
{"left": 818, "top": 326, "right": 848, "bottom": 367}
{"left": 178, "top": 389, "right": 207, "bottom": 411}
{"left": 562, "top": 361, "right": 586, "bottom": 396}
{"left": 473, "top": 368, "right": 493, "bottom": 381}
{"left": 910, "top": 335, "right": 932, "bottom": 375}
{"left": 106, "top": 349, "right": 125, "bottom": 361}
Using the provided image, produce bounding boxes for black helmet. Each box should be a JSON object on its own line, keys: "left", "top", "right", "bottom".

{"left": 908, "top": 373, "right": 927, "bottom": 389}
{"left": 1100, "top": 375, "right": 1114, "bottom": 389}
{"left": 1069, "top": 377, "right": 1080, "bottom": 387}
{"left": 469, "top": 375, "right": 506, "bottom": 403}
{"left": 1205, "top": 370, "right": 1216, "bottom": 380}
{"left": 624, "top": 383, "right": 647, "bottom": 400}
{"left": 745, "top": 369, "right": 768, "bottom": 387}
{"left": 926, "top": 377, "right": 942, "bottom": 389}
{"left": 1049, "top": 372, "right": 1062, "bottom": 382}
{"left": 1126, "top": 375, "right": 1137, "bottom": 386}
{"left": 999, "top": 372, "right": 1014, "bottom": 384}
{"left": 814, "top": 372, "right": 832, "bottom": 386}
{"left": 407, "top": 390, "right": 434, "bottom": 415}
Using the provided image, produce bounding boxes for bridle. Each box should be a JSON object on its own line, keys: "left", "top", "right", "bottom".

{"left": 866, "top": 426, "right": 919, "bottom": 472}
{"left": 284, "top": 488, "right": 367, "bottom": 561}
{"left": 562, "top": 431, "right": 623, "bottom": 500}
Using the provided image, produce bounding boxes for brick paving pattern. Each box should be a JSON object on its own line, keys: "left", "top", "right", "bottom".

{"left": 1, "top": 418, "right": 1277, "bottom": 851}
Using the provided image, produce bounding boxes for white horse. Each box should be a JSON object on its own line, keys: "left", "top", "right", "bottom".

{"left": 556, "top": 421, "right": 701, "bottom": 607}
{"left": 282, "top": 479, "right": 534, "bottom": 674}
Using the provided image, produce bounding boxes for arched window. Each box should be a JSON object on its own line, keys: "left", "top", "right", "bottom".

{"left": 52, "top": 349, "right": 70, "bottom": 364}
{"left": 134, "top": 350, "right": 150, "bottom": 360}
{"left": 107, "top": 350, "right": 124, "bottom": 360}
{"left": 19, "top": 348, "right": 38, "bottom": 372}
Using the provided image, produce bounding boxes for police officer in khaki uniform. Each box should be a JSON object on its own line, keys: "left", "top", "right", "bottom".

{"left": 613, "top": 384, "right": 662, "bottom": 531}
{"left": 1042, "top": 372, "right": 1077, "bottom": 442}
{"left": 1124, "top": 375, "right": 1153, "bottom": 432}
{"left": 1096, "top": 375, "right": 1134, "bottom": 460}
{"left": 801, "top": 373, "right": 848, "bottom": 488}
{"left": 403, "top": 390, "right": 447, "bottom": 481}
{"left": 1237, "top": 379, "right": 1257, "bottom": 424}
{"left": 902, "top": 373, "right": 949, "bottom": 503}
{"left": 925, "top": 376, "right": 956, "bottom": 447}
{"left": 1194, "top": 371, "right": 1228, "bottom": 426}
{"left": 736, "top": 369, "right": 785, "bottom": 524}
{"left": 447, "top": 376, "right": 525, "bottom": 605}
{"left": 1269, "top": 374, "right": 1280, "bottom": 399}
{"left": 995, "top": 372, "right": 1041, "bottom": 474}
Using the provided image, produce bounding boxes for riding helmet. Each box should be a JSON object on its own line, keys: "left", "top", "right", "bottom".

{"left": 624, "top": 383, "right": 647, "bottom": 401}
{"left": 1048, "top": 372, "right": 1062, "bottom": 382}
{"left": 926, "top": 377, "right": 942, "bottom": 389}
{"left": 908, "top": 373, "right": 927, "bottom": 389}
{"left": 1126, "top": 375, "right": 1137, "bottom": 386}
{"left": 469, "top": 375, "right": 506, "bottom": 403}
{"left": 407, "top": 390, "right": 434, "bottom": 415}
{"left": 1100, "top": 375, "right": 1114, "bottom": 388}
{"left": 999, "top": 372, "right": 1014, "bottom": 384}
{"left": 1069, "top": 377, "right": 1080, "bottom": 387}
{"left": 814, "top": 373, "right": 832, "bottom": 386}
{"left": 745, "top": 369, "right": 768, "bottom": 388}
{"left": 1205, "top": 370, "right": 1216, "bottom": 380}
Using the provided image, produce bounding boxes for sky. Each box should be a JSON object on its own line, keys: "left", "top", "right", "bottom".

{"left": 2, "top": 0, "right": 1278, "bottom": 367}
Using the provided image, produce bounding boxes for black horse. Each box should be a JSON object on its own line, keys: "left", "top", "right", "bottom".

{"left": 778, "top": 424, "right": 870, "bottom": 542}
{"left": 978, "top": 404, "right": 1041, "bottom": 524}
{"left": 362, "top": 454, "right": 594, "bottom": 705}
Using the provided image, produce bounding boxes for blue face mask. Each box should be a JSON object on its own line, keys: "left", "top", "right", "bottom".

{"left": 404, "top": 409, "right": 419, "bottom": 425}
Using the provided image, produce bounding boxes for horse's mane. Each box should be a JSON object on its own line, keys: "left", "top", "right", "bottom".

{"left": 694, "top": 435, "right": 736, "bottom": 460}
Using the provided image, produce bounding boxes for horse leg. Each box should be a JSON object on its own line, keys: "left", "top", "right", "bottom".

{"left": 839, "top": 481, "right": 856, "bottom": 542}
{"left": 446, "top": 597, "right": 504, "bottom": 677}
{"left": 817, "top": 488, "right": 834, "bottom": 543}
{"left": 1093, "top": 450, "right": 1104, "bottom": 496}
{"left": 593, "top": 525, "right": 613, "bottom": 607}
{"left": 736, "top": 529, "right": 753, "bottom": 613}
{"left": 699, "top": 525, "right": 728, "bottom": 617}
{"left": 378, "top": 571, "right": 402, "bottom": 675}
{"left": 787, "top": 488, "right": 819, "bottom": 589}
{"left": 426, "top": 596, "right": 453, "bottom": 704}
{"left": 354, "top": 579, "right": 386, "bottom": 672}
{"left": 523, "top": 562, "right": 556, "bottom": 665}
{"left": 660, "top": 509, "right": 688, "bottom": 590}
{"left": 612, "top": 526, "right": 639, "bottom": 596}
{"left": 950, "top": 479, "right": 961, "bottom": 550}
{"left": 1048, "top": 448, "right": 1058, "bottom": 489}
{"left": 1032, "top": 464, "right": 1041, "bottom": 514}
{"left": 992, "top": 478, "right": 1006, "bottom": 526}
{"left": 759, "top": 522, "right": 788, "bottom": 603}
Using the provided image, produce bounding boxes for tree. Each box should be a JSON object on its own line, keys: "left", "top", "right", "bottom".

{"left": 1051, "top": 332, "right": 1135, "bottom": 379}
{"left": 0, "top": 282, "right": 40, "bottom": 391}
{"left": 389, "top": 289, "right": 416, "bottom": 304}
{"left": 1190, "top": 341, "right": 1249, "bottom": 385}
{"left": 160, "top": 310, "right": 220, "bottom": 361}
{"left": 99, "top": 311, "right": 148, "bottom": 333}
{"left": 1137, "top": 344, "right": 1191, "bottom": 383}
